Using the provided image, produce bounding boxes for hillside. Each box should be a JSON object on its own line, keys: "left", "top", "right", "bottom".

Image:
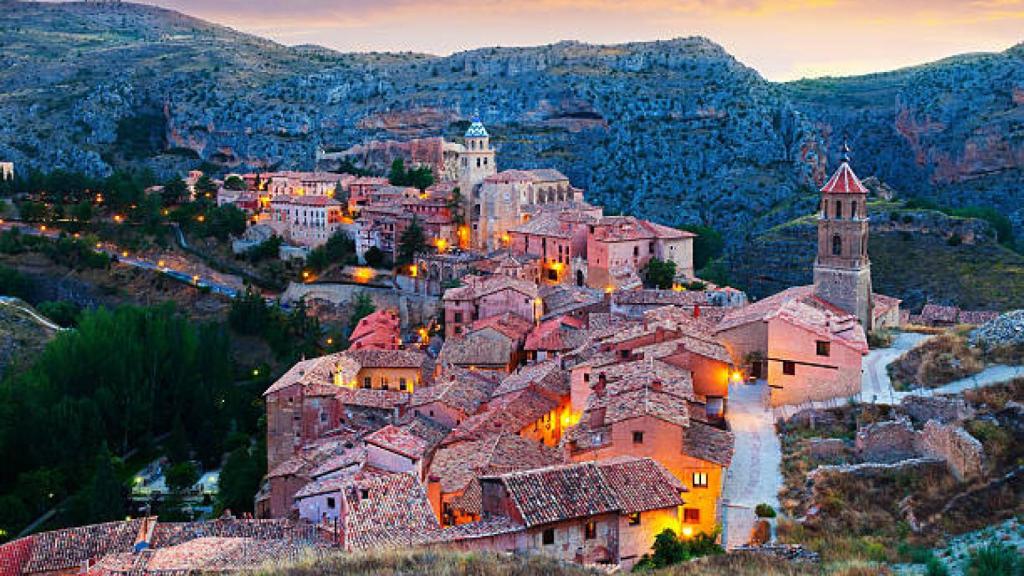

{"left": 0, "top": 297, "right": 57, "bottom": 381}
{"left": 728, "top": 203, "right": 1024, "bottom": 311}
{"left": 0, "top": 2, "right": 1022, "bottom": 245}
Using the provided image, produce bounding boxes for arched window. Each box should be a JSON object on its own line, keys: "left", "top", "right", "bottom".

{"left": 476, "top": 158, "right": 481, "bottom": 168}
{"left": 850, "top": 201, "right": 858, "bottom": 219}
{"left": 834, "top": 200, "right": 843, "bottom": 220}
{"left": 832, "top": 234, "right": 842, "bottom": 256}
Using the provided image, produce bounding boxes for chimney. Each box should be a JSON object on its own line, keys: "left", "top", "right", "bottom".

{"left": 651, "top": 378, "right": 663, "bottom": 392}
{"left": 592, "top": 373, "right": 607, "bottom": 398}
{"left": 693, "top": 304, "right": 701, "bottom": 319}
{"left": 655, "top": 326, "right": 666, "bottom": 343}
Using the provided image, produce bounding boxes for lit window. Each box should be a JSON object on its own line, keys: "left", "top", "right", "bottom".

{"left": 584, "top": 521, "right": 597, "bottom": 540}
{"left": 628, "top": 512, "right": 641, "bottom": 526}
{"left": 683, "top": 508, "right": 700, "bottom": 524}
{"left": 363, "top": 377, "right": 372, "bottom": 389}
{"left": 399, "top": 378, "right": 408, "bottom": 391}
{"left": 783, "top": 361, "right": 796, "bottom": 376}
{"left": 692, "top": 472, "right": 708, "bottom": 488}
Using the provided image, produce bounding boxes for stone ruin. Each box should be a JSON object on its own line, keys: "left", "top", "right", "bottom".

{"left": 852, "top": 415, "right": 984, "bottom": 481}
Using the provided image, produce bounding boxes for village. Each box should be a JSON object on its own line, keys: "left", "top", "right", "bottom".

{"left": 1, "top": 120, "right": 1022, "bottom": 576}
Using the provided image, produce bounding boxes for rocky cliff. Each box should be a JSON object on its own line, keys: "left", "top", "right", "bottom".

{"left": 0, "top": 1, "right": 1021, "bottom": 245}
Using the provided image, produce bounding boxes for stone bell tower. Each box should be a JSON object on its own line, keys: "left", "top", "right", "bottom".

{"left": 813, "top": 142, "right": 873, "bottom": 331}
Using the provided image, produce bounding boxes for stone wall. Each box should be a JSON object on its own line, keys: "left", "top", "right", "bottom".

{"left": 855, "top": 418, "right": 919, "bottom": 463}
{"left": 916, "top": 420, "right": 984, "bottom": 482}
{"left": 281, "top": 282, "right": 441, "bottom": 330}
{"left": 900, "top": 396, "right": 974, "bottom": 426}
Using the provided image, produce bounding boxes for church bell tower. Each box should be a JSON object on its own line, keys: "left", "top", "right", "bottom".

{"left": 813, "top": 142, "right": 873, "bottom": 331}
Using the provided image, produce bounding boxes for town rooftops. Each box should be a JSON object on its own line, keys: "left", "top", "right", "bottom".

{"left": 439, "top": 329, "right": 517, "bottom": 368}
{"left": 508, "top": 211, "right": 574, "bottom": 238}
{"left": 525, "top": 315, "right": 588, "bottom": 351}
{"left": 716, "top": 285, "right": 868, "bottom": 354}
{"left": 492, "top": 359, "right": 569, "bottom": 398}
{"left": 528, "top": 168, "right": 570, "bottom": 183}
{"left": 342, "top": 472, "right": 440, "bottom": 551}
{"left": 591, "top": 216, "right": 695, "bottom": 242}
{"left": 365, "top": 423, "right": 435, "bottom": 461}
{"left": 264, "top": 349, "right": 433, "bottom": 397}
{"left": 410, "top": 369, "right": 499, "bottom": 416}
{"left": 445, "top": 387, "right": 558, "bottom": 444}
{"left": 483, "top": 169, "right": 537, "bottom": 184}
{"left": 442, "top": 274, "right": 539, "bottom": 302}
{"left": 820, "top": 158, "right": 868, "bottom": 194}
{"left": 483, "top": 457, "right": 685, "bottom": 527}
{"left": 681, "top": 421, "right": 735, "bottom": 467}
{"left": 429, "top": 433, "right": 566, "bottom": 495}
{"left": 469, "top": 312, "right": 534, "bottom": 342}
{"left": 270, "top": 194, "right": 342, "bottom": 207}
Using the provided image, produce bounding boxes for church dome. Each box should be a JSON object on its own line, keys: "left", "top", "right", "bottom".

{"left": 465, "top": 118, "right": 489, "bottom": 138}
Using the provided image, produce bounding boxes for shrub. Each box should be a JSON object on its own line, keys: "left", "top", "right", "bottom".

{"left": 755, "top": 503, "right": 777, "bottom": 518}
{"left": 925, "top": 557, "right": 950, "bottom": 576}
{"left": 966, "top": 542, "right": 1022, "bottom": 576}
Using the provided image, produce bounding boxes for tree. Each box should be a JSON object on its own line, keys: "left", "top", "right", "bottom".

{"left": 388, "top": 158, "right": 407, "bottom": 186}
{"left": 682, "top": 225, "right": 725, "bottom": 271}
{"left": 194, "top": 175, "right": 217, "bottom": 199}
{"left": 223, "top": 175, "right": 246, "bottom": 191}
{"left": 36, "top": 301, "right": 81, "bottom": 328}
{"left": 447, "top": 187, "right": 465, "bottom": 226}
{"left": 165, "top": 416, "right": 190, "bottom": 464}
{"left": 162, "top": 178, "right": 189, "bottom": 206}
{"left": 86, "top": 444, "right": 125, "bottom": 523}
{"left": 364, "top": 246, "right": 386, "bottom": 268}
{"left": 71, "top": 201, "right": 93, "bottom": 225}
{"left": 203, "top": 205, "right": 246, "bottom": 240}
{"left": 349, "top": 292, "right": 376, "bottom": 330}
{"left": 228, "top": 287, "right": 270, "bottom": 335}
{"left": 644, "top": 258, "right": 676, "bottom": 289}
{"left": 0, "top": 265, "right": 33, "bottom": 300}
{"left": 165, "top": 461, "right": 199, "bottom": 494}
{"left": 216, "top": 445, "right": 259, "bottom": 514}
{"left": 397, "top": 217, "right": 427, "bottom": 266}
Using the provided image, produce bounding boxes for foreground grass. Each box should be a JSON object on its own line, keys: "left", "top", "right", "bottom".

{"left": 254, "top": 549, "right": 893, "bottom": 576}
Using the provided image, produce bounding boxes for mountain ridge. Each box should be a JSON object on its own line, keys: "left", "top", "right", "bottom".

{"left": 0, "top": 1, "right": 1022, "bottom": 247}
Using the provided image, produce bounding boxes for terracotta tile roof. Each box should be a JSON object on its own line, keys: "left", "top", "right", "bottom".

{"left": 488, "top": 457, "right": 685, "bottom": 527}
{"left": 343, "top": 473, "right": 439, "bottom": 551}
{"left": 871, "top": 293, "right": 901, "bottom": 319}
{"left": 820, "top": 160, "right": 868, "bottom": 194}
{"left": 508, "top": 211, "right": 573, "bottom": 238}
{"left": 410, "top": 370, "right": 498, "bottom": 416}
{"left": 23, "top": 520, "right": 142, "bottom": 573}
{"left": 716, "top": 285, "right": 868, "bottom": 354}
{"left": 349, "top": 309, "right": 400, "bottom": 343}
{"left": 469, "top": 313, "right": 534, "bottom": 342}
{"left": 347, "top": 349, "right": 432, "bottom": 370}
{"left": 335, "top": 388, "right": 411, "bottom": 410}
{"left": 593, "top": 457, "right": 687, "bottom": 514}
{"left": 591, "top": 216, "right": 694, "bottom": 242}
{"left": 445, "top": 387, "right": 558, "bottom": 444}
{"left": 492, "top": 360, "right": 569, "bottom": 398}
{"left": 439, "top": 329, "right": 516, "bottom": 367}
{"left": 426, "top": 516, "right": 525, "bottom": 543}
{"left": 539, "top": 285, "right": 605, "bottom": 318}
{"left": 681, "top": 421, "right": 735, "bottom": 467}
{"left": 527, "top": 168, "right": 570, "bottom": 182}
{"left": 613, "top": 289, "right": 709, "bottom": 307}
{"left": 140, "top": 536, "right": 312, "bottom": 573}
{"left": 428, "top": 433, "right": 567, "bottom": 494}
{"left": 957, "top": 310, "right": 1000, "bottom": 325}
{"left": 483, "top": 169, "right": 538, "bottom": 184}
{"left": 442, "top": 274, "right": 539, "bottom": 302}
{"left": 364, "top": 417, "right": 449, "bottom": 461}
{"left": 525, "top": 316, "right": 588, "bottom": 351}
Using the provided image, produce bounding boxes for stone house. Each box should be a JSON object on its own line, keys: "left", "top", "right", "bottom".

{"left": 346, "top": 176, "right": 389, "bottom": 215}
{"left": 587, "top": 216, "right": 695, "bottom": 289}
{"left": 716, "top": 285, "right": 868, "bottom": 407}
{"left": 409, "top": 369, "right": 499, "bottom": 429}
{"left": 475, "top": 457, "right": 687, "bottom": 569}
{"left": 562, "top": 371, "right": 733, "bottom": 538}
{"left": 267, "top": 195, "right": 345, "bottom": 248}
{"left": 442, "top": 275, "right": 539, "bottom": 338}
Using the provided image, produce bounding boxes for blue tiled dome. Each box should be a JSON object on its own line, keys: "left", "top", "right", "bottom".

{"left": 465, "top": 118, "right": 489, "bottom": 138}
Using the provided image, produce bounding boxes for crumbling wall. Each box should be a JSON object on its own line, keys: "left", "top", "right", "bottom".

{"left": 916, "top": 420, "right": 984, "bottom": 482}
{"left": 855, "top": 418, "right": 918, "bottom": 463}
{"left": 900, "top": 396, "right": 973, "bottom": 426}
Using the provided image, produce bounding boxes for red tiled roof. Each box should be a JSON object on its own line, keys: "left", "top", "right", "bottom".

{"left": 335, "top": 388, "right": 410, "bottom": 410}
{"left": 591, "top": 216, "right": 694, "bottom": 242}
{"left": 820, "top": 160, "right": 868, "bottom": 194}
{"left": 681, "top": 421, "right": 735, "bottom": 467}
{"left": 343, "top": 473, "right": 439, "bottom": 551}
{"left": 489, "top": 457, "right": 685, "bottom": 527}
{"left": 442, "top": 274, "right": 539, "bottom": 302}
{"left": 525, "top": 316, "right": 587, "bottom": 351}
{"left": 469, "top": 313, "right": 534, "bottom": 342}
{"left": 921, "top": 303, "right": 959, "bottom": 323}
{"left": 445, "top": 387, "right": 557, "bottom": 444}
{"left": 491, "top": 360, "right": 569, "bottom": 398}
{"left": 428, "top": 433, "right": 566, "bottom": 494}
{"left": 410, "top": 369, "right": 498, "bottom": 416}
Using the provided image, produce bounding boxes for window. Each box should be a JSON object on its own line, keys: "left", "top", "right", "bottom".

{"left": 363, "top": 376, "right": 372, "bottom": 389}
{"left": 632, "top": 431, "right": 644, "bottom": 444}
{"left": 628, "top": 512, "right": 641, "bottom": 526}
{"left": 816, "top": 341, "right": 831, "bottom": 357}
{"left": 850, "top": 201, "right": 858, "bottom": 219}
{"left": 326, "top": 497, "right": 336, "bottom": 509}
{"left": 583, "top": 373, "right": 590, "bottom": 383}
{"left": 783, "top": 361, "right": 796, "bottom": 376}
{"left": 454, "top": 312, "right": 463, "bottom": 323}
{"left": 834, "top": 200, "right": 842, "bottom": 219}
{"left": 692, "top": 472, "right": 709, "bottom": 488}
{"left": 832, "top": 234, "right": 842, "bottom": 256}
{"left": 360, "top": 488, "right": 369, "bottom": 499}
{"left": 683, "top": 508, "right": 700, "bottom": 524}
{"left": 399, "top": 378, "right": 408, "bottom": 391}
{"left": 542, "top": 528, "right": 555, "bottom": 545}
{"left": 633, "top": 246, "right": 639, "bottom": 256}
{"left": 319, "top": 412, "right": 327, "bottom": 423}
{"left": 585, "top": 521, "right": 597, "bottom": 540}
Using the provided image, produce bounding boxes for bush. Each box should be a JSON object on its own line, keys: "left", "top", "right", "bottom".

{"left": 0, "top": 265, "right": 34, "bottom": 300}
{"left": 926, "top": 557, "right": 950, "bottom": 576}
{"left": 37, "top": 301, "right": 82, "bottom": 327}
{"left": 966, "top": 542, "right": 1023, "bottom": 576}
{"left": 633, "top": 528, "right": 723, "bottom": 571}
{"left": 364, "top": 246, "right": 386, "bottom": 268}
{"left": 755, "top": 503, "right": 777, "bottom": 518}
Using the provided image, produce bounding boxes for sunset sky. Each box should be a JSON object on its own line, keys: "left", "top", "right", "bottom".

{"left": 130, "top": 0, "right": 1023, "bottom": 81}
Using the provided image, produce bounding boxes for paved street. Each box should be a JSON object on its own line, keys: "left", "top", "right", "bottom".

{"left": 721, "top": 380, "right": 781, "bottom": 550}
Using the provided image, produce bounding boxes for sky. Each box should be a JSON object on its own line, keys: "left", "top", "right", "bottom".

{"left": 126, "top": 0, "right": 1023, "bottom": 81}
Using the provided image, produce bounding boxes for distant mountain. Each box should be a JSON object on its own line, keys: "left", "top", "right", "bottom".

{"left": 0, "top": 1, "right": 1022, "bottom": 247}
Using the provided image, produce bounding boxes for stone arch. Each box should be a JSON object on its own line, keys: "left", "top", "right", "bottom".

{"left": 576, "top": 269, "right": 585, "bottom": 287}
{"left": 834, "top": 200, "right": 843, "bottom": 220}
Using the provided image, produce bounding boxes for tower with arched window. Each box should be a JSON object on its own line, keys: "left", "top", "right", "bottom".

{"left": 813, "top": 142, "right": 873, "bottom": 331}
{"left": 458, "top": 117, "right": 496, "bottom": 192}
